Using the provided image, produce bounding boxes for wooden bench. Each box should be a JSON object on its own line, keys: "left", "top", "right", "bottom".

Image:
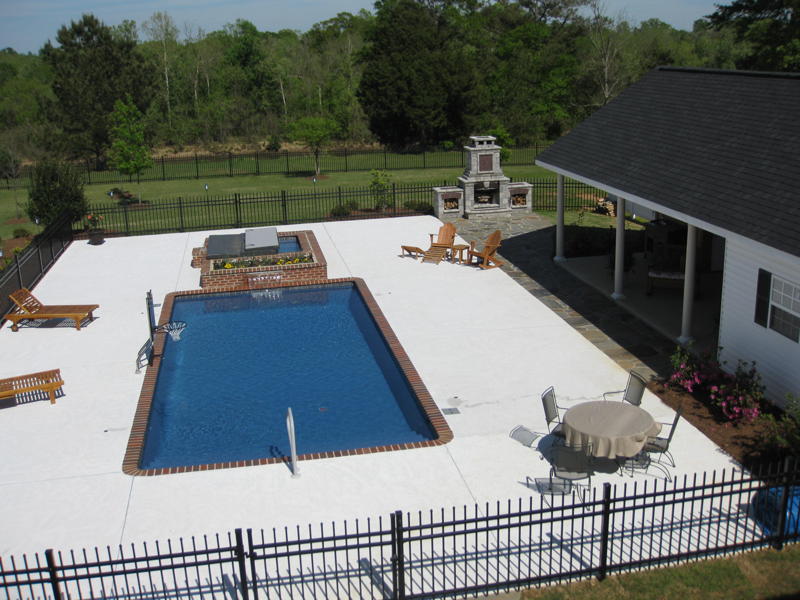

{"left": 0, "top": 369, "right": 64, "bottom": 404}
{"left": 4, "top": 288, "right": 99, "bottom": 331}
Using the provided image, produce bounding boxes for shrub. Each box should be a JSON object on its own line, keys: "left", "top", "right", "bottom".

{"left": 267, "top": 135, "right": 281, "bottom": 152}
{"left": 403, "top": 199, "right": 433, "bottom": 214}
{"left": 668, "top": 345, "right": 764, "bottom": 424}
{"left": 330, "top": 204, "right": 351, "bottom": 218}
{"left": 761, "top": 395, "right": 800, "bottom": 457}
{"left": 12, "top": 227, "right": 31, "bottom": 238}
{"left": 708, "top": 360, "right": 764, "bottom": 422}
{"left": 370, "top": 169, "right": 392, "bottom": 211}
{"left": 26, "top": 159, "right": 88, "bottom": 226}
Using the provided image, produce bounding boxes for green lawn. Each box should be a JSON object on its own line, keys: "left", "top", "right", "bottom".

{"left": 519, "top": 544, "right": 800, "bottom": 599}
{"left": 0, "top": 165, "right": 552, "bottom": 240}
{"left": 537, "top": 209, "right": 646, "bottom": 231}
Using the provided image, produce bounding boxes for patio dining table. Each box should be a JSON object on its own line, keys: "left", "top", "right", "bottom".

{"left": 562, "top": 400, "right": 661, "bottom": 459}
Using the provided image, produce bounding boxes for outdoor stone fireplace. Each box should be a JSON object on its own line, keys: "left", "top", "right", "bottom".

{"left": 433, "top": 135, "right": 532, "bottom": 218}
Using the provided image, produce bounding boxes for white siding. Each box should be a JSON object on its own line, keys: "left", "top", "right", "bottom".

{"left": 718, "top": 238, "right": 800, "bottom": 408}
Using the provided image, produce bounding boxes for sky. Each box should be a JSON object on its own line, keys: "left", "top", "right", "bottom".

{"left": 0, "top": 0, "right": 722, "bottom": 55}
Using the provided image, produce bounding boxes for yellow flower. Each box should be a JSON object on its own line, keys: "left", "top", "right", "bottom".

{"left": 224, "top": 263, "right": 233, "bottom": 269}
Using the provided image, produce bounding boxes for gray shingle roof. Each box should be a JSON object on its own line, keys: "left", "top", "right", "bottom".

{"left": 536, "top": 67, "right": 800, "bottom": 258}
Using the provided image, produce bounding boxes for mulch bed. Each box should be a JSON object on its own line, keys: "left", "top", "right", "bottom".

{"left": 648, "top": 380, "right": 779, "bottom": 469}
{"left": 1, "top": 236, "right": 32, "bottom": 257}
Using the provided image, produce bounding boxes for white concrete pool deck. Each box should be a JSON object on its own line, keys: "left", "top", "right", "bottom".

{"left": 0, "top": 216, "right": 739, "bottom": 559}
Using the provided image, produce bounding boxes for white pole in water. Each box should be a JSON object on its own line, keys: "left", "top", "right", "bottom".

{"left": 287, "top": 407, "right": 300, "bottom": 478}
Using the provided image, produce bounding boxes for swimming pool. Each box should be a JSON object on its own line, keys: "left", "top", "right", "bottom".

{"left": 123, "top": 279, "right": 451, "bottom": 475}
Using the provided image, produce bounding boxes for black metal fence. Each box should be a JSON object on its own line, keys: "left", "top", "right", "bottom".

{"left": 70, "top": 179, "right": 601, "bottom": 237}
{"left": 0, "top": 215, "right": 74, "bottom": 319}
{"left": 3, "top": 145, "right": 551, "bottom": 189}
{"left": 2, "top": 460, "right": 798, "bottom": 600}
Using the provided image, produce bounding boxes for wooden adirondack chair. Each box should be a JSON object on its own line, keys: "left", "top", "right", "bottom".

{"left": 401, "top": 222, "right": 457, "bottom": 265}
{"left": 467, "top": 230, "right": 504, "bottom": 269}
{"left": 3, "top": 288, "right": 99, "bottom": 331}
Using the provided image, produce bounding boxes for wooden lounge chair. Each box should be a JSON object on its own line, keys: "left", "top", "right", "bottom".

{"left": 467, "top": 230, "right": 504, "bottom": 269}
{"left": 0, "top": 369, "right": 64, "bottom": 404}
{"left": 3, "top": 288, "right": 99, "bottom": 331}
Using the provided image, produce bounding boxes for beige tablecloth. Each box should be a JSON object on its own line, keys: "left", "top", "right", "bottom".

{"left": 562, "top": 401, "right": 661, "bottom": 459}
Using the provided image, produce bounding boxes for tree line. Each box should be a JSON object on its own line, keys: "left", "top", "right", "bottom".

{"left": 0, "top": 0, "right": 797, "bottom": 174}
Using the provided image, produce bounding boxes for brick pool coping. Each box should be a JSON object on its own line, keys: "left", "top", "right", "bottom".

{"left": 122, "top": 277, "right": 453, "bottom": 476}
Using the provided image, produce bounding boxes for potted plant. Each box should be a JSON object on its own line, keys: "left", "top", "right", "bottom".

{"left": 86, "top": 213, "right": 105, "bottom": 245}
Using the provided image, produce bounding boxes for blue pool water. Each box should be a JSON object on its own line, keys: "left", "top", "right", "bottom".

{"left": 278, "top": 236, "right": 301, "bottom": 253}
{"left": 140, "top": 283, "right": 436, "bottom": 469}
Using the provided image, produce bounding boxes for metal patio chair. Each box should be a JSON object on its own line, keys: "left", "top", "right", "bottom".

{"left": 642, "top": 408, "right": 682, "bottom": 469}
{"left": 541, "top": 386, "right": 566, "bottom": 439}
{"left": 603, "top": 370, "right": 648, "bottom": 406}
{"left": 548, "top": 443, "right": 594, "bottom": 501}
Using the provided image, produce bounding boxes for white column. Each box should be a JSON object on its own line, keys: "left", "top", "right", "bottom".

{"left": 554, "top": 174, "right": 565, "bottom": 262}
{"left": 678, "top": 224, "right": 697, "bottom": 345}
{"left": 611, "top": 196, "right": 626, "bottom": 300}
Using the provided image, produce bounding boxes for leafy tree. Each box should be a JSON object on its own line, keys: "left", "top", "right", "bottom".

{"left": 289, "top": 116, "right": 339, "bottom": 175}
{"left": 369, "top": 169, "right": 392, "bottom": 210}
{"left": 0, "top": 146, "right": 20, "bottom": 184}
{"left": 707, "top": 0, "right": 800, "bottom": 70}
{"left": 143, "top": 12, "right": 178, "bottom": 131}
{"left": 26, "top": 159, "right": 88, "bottom": 226}
{"left": 40, "top": 14, "right": 151, "bottom": 167}
{"left": 109, "top": 95, "right": 153, "bottom": 192}
{"left": 358, "top": 0, "right": 473, "bottom": 148}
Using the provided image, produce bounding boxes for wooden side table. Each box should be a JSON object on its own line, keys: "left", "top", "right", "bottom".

{"left": 451, "top": 244, "right": 470, "bottom": 264}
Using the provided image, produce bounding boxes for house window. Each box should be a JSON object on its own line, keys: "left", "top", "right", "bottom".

{"left": 755, "top": 269, "right": 800, "bottom": 342}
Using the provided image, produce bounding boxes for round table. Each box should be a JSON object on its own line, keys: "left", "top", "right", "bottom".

{"left": 562, "top": 401, "right": 661, "bottom": 459}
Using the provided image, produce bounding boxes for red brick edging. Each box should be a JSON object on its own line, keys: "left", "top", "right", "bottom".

{"left": 122, "top": 277, "right": 453, "bottom": 476}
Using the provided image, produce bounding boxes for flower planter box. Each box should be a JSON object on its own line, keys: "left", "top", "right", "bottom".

{"left": 192, "top": 230, "right": 327, "bottom": 289}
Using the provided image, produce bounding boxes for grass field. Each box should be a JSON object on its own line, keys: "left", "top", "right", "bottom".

{"left": 0, "top": 165, "right": 552, "bottom": 240}
{"left": 4, "top": 146, "right": 546, "bottom": 189}
{"left": 519, "top": 544, "right": 800, "bottom": 599}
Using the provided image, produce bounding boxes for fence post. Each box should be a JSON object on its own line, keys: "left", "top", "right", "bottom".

{"left": 390, "top": 510, "right": 405, "bottom": 600}
{"left": 344, "top": 148, "right": 348, "bottom": 172}
{"left": 179, "top": 197, "right": 185, "bottom": 232}
{"left": 44, "top": 549, "right": 63, "bottom": 600}
{"left": 392, "top": 182, "right": 397, "bottom": 213}
{"left": 281, "top": 190, "right": 288, "bottom": 224}
{"left": 228, "top": 152, "right": 234, "bottom": 177}
{"left": 384, "top": 149, "right": 388, "bottom": 170}
{"left": 285, "top": 150, "right": 290, "bottom": 175}
{"left": 422, "top": 151, "right": 426, "bottom": 169}
{"left": 255, "top": 150, "right": 260, "bottom": 176}
{"left": 338, "top": 187, "right": 342, "bottom": 205}
{"left": 161, "top": 156, "right": 166, "bottom": 180}
{"left": 597, "top": 482, "right": 612, "bottom": 581}
{"left": 234, "top": 528, "right": 251, "bottom": 600}
{"left": 14, "top": 252, "right": 23, "bottom": 289}
{"left": 235, "top": 193, "right": 241, "bottom": 228}
{"left": 773, "top": 456, "right": 795, "bottom": 550}
{"left": 124, "top": 204, "right": 130, "bottom": 235}
{"left": 195, "top": 154, "right": 200, "bottom": 179}
{"left": 246, "top": 529, "right": 259, "bottom": 600}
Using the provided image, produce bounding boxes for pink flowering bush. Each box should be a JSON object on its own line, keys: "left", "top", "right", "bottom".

{"left": 707, "top": 361, "right": 764, "bottom": 423}
{"left": 669, "top": 346, "right": 764, "bottom": 424}
{"left": 668, "top": 345, "right": 718, "bottom": 394}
